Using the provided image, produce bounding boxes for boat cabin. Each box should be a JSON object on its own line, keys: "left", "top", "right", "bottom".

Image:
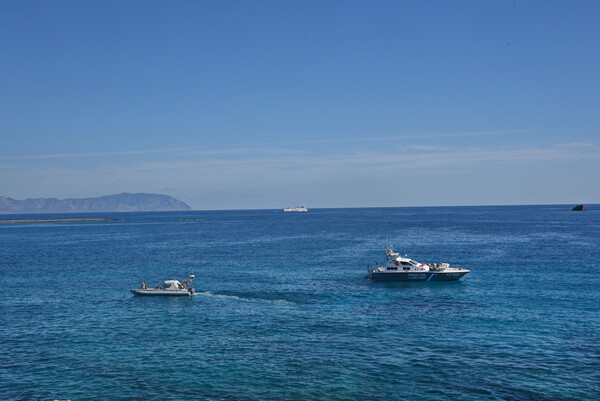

{"left": 161, "top": 280, "right": 183, "bottom": 290}
{"left": 386, "top": 251, "right": 429, "bottom": 272}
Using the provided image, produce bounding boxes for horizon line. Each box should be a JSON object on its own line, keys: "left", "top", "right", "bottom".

{"left": 0, "top": 202, "right": 595, "bottom": 216}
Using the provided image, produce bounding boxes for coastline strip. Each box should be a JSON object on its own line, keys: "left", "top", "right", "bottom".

{"left": 0, "top": 218, "right": 118, "bottom": 224}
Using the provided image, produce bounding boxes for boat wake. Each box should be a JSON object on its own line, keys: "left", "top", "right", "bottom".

{"left": 196, "top": 291, "right": 295, "bottom": 305}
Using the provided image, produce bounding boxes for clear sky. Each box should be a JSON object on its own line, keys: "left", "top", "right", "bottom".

{"left": 1, "top": 0, "right": 599, "bottom": 209}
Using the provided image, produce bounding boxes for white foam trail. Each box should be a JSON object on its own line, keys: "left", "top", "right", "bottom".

{"left": 196, "top": 291, "right": 295, "bottom": 304}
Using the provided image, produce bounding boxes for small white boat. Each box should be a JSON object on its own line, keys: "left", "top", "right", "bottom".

{"left": 283, "top": 205, "right": 308, "bottom": 212}
{"left": 131, "top": 274, "right": 196, "bottom": 296}
{"left": 367, "top": 247, "right": 469, "bottom": 281}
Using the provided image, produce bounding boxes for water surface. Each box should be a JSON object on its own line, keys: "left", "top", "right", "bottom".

{"left": 1, "top": 205, "right": 598, "bottom": 400}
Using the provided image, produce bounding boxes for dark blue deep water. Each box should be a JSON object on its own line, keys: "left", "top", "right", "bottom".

{"left": 1, "top": 205, "right": 599, "bottom": 401}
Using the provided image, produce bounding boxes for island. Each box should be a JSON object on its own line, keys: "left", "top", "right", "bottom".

{"left": 0, "top": 218, "right": 118, "bottom": 224}
{"left": 0, "top": 193, "right": 192, "bottom": 214}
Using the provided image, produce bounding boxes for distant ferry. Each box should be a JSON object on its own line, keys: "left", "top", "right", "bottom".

{"left": 283, "top": 205, "right": 308, "bottom": 212}
{"left": 367, "top": 247, "right": 469, "bottom": 281}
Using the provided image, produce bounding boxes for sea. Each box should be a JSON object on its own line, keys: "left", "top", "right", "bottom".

{"left": 0, "top": 205, "right": 598, "bottom": 401}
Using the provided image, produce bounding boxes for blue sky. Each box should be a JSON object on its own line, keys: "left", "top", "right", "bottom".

{"left": 1, "top": 0, "right": 599, "bottom": 209}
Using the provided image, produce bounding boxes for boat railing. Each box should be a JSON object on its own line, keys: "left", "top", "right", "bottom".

{"left": 427, "top": 263, "right": 445, "bottom": 271}
{"left": 367, "top": 265, "right": 385, "bottom": 274}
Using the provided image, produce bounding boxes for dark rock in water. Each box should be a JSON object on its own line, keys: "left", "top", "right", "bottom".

{"left": 0, "top": 193, "right": 191, "bottom": 214}
{"left": 571, "top": 204, "right": 586, "bottom": 211}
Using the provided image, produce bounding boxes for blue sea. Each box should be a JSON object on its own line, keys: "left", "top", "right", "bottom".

{"left": 1, "top": 205, "right": 599, "bottom": 401}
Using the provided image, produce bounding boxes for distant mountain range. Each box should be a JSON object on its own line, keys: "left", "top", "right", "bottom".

{"left": 0, "top": 193, "right": 192, "bottom": 214}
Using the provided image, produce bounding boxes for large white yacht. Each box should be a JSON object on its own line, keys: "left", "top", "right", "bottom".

{"left": 366, "top": 248, "right": 469, "bottom": 281}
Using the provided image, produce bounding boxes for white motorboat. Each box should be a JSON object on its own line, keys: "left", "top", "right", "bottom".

{"left": 131, "top": 274, "right": 196, "bottom": 296}
{"left": 283, "top": 205, "right": 308, "bottom": 212}
{"left": 366, "top": 247, "right": 469, "bottom": 281}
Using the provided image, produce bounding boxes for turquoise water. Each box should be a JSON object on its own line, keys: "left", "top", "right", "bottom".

{"left": 1, "top": 206, "right": 599, "bottom": 400}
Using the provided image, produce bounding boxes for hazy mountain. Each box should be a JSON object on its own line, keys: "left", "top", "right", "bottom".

{"left": 0, "top": 193, "right": 192, "bottom": 214}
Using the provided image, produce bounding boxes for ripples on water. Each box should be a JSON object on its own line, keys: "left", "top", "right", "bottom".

{"left": 1, "top": 206, "right": 599, "bottom": 400}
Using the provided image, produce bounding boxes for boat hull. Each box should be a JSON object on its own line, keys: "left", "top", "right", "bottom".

{"left": 130, "top": 289, "right": 194, "bottom": 296}
{"left": 368, "top": 271, "right": 468, "bottom": 282}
